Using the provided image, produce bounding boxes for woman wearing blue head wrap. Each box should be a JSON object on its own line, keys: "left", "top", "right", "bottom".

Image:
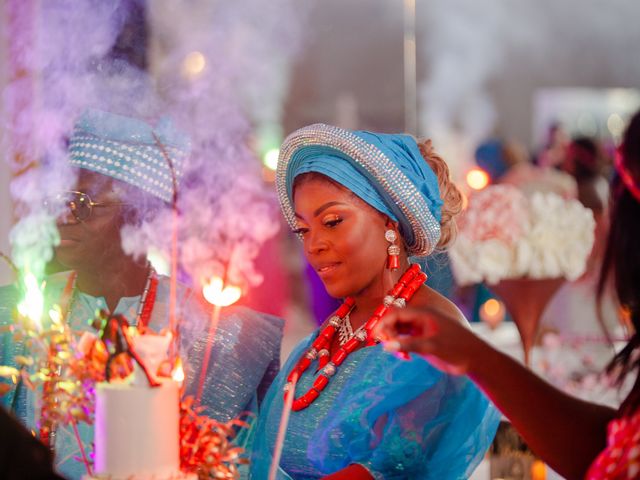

{"left": 0, "top": 109, "right": 283, "bottom": 480}
{"left": 250, "top": 124, "right": 499, "bottom": 479}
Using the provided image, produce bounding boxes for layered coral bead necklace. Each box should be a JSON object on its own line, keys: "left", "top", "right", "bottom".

{"left": 284, "top": 263, "right": 428, "bottom": 411}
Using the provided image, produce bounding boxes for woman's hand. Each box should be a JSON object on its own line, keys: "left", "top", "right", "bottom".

{"left": 374, "top": 305, "right": 618, "bottom": 480}
{"left": 372, "top": 306, "right": 485, "bottom": 376}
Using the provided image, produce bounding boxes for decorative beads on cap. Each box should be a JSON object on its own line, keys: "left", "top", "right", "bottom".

{"left": 68, "top": 110, "right": 190, "bottom": 203}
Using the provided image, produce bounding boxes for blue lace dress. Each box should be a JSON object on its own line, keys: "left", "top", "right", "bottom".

{"left": 0, "top": 272, "right": 283, "bottom": 480}
{"left": 250, "top": 332, "right": 500, "bottom": 479}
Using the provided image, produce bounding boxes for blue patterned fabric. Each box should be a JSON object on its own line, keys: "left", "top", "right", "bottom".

{"left": 250, "top": 332, "right": 501, "bottom": 479}
{"left": 0, "top": 273, "right": 283, "bottom": 480}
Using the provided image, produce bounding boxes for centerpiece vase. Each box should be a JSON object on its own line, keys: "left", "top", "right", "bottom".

{"left": 491, "top": 277, "right": 564, "bottom": 367}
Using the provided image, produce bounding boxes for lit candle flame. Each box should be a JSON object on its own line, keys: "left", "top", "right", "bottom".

{"left": 202, "top": 276, "right": 242, "bottom": 307}
{"left": 17, "top": 273, "right": 44, "bottom": 330}
{"left": 172, "top": 359, "right": 185, "bottom": 383}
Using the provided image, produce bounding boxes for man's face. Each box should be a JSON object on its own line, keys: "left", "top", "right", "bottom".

{"left": 54, "top": 169, "right": 129, "bottom": 272}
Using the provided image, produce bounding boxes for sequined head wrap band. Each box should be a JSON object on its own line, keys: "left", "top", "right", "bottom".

{"left": 276, "top": 123, "right": 443, "bottom": 256}
{"left": 68, "top": 109, "right": 190, "bottom": 203}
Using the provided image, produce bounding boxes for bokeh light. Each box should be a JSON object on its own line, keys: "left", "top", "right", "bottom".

{"left": 466, "top": 168, "right": 490, "bottom": 190}
{"left": 182, "top": 51, "right": 206, "bottom": 79}
{"left": 479, "top": 298, "right": 505, "bottom": 329}
{"left": 263, "top": 148, "right": 280, "bottom": 171}
{"left": 607, "top": 113, "right": 625, "bottom": 138}
{"left": 147, "top": 247, "right": 170, "bottom": 276}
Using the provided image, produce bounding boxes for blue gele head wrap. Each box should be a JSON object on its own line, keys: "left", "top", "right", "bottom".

{"left": 276, "top": 124, "right": 444, "bottom": 256}
{"left": 68, "top": 109, "right": 191, "bottom": 203}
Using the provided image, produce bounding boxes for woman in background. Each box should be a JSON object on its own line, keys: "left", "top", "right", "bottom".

{"left": 251, "top": 124, "right": 500, "bottom": 479}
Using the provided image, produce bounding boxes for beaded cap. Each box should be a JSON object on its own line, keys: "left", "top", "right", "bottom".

{"left": 69, "top": 109, "right": 190, "bottom": 203}
{"left": 276, "top": 124, "right": 443, "bottom": 256}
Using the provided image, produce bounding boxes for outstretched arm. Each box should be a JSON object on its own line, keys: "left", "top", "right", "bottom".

{"left": 374, "top": 306, "right": 616, "bottom": 480}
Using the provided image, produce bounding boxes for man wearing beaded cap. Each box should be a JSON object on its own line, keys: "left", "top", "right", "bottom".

{"left": 0, "top": 109, "right": 283, "bottom": 480}
{"left": 250, "top": 124, "right": 499, "bottom": 479}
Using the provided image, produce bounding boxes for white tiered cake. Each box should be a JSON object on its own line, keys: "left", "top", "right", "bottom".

{"left": 86, "top": 332, "right": 196, "bottom": 480}
{"left": 89, "top": 378, "right": 193, "bottom": 480}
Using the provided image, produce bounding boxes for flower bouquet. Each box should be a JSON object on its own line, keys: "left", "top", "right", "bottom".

{"left": 450, "top": 185, "right": 595, "bottom": 365}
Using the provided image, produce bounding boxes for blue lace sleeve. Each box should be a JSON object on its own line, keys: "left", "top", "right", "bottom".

{"left": 181, "top": 303, "right": 284, "bottom": 423}
{"left": 250, "top": 337, "right": 499, "bottom": 479}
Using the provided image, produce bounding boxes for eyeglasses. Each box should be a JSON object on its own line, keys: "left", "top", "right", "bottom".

{"left": 45, "top": 190, "right": 129, "bottom": 223}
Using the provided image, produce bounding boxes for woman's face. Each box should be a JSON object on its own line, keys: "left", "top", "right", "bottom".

{"left": 293, "top": 176, "right": 390, "bottom": 299}
{"left": 54, "top": 169, "right": 129, "bottom": 272}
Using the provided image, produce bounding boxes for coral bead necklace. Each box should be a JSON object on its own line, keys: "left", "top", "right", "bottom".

{"left": 284, "top": 263, "right": 428, "bottom": 411}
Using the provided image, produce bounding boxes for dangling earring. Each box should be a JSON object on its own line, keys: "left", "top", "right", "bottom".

{"left": 385, "top": 229, "right": 400, "bottom": 271}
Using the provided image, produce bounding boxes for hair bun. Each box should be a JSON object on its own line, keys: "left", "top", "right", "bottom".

{"left": 417, "top": 139, "right": 463, "bottom": 249}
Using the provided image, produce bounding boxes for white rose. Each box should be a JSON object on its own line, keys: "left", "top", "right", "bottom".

{"left": 558, "top": 204, "right": 595, "bottom": 280}
{"left": 475, "top": 239, "right": 514, "bottom": 285}
{"left": 514, "top": 240, "right": 533, "bottom": 278}
{"left": 525, "top": 193, "right": 595, "bottom": 280}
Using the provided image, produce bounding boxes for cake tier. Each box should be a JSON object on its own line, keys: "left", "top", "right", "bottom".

{"left": 94, "top": 378, "right": 183, "bottom": 479}
{"left": 85, "top": 472, "right": 197, "bottom": 480}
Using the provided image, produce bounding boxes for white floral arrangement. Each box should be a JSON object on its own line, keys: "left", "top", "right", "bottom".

{"left": 449, "top": 185, "right": 595, "bottom": 285}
